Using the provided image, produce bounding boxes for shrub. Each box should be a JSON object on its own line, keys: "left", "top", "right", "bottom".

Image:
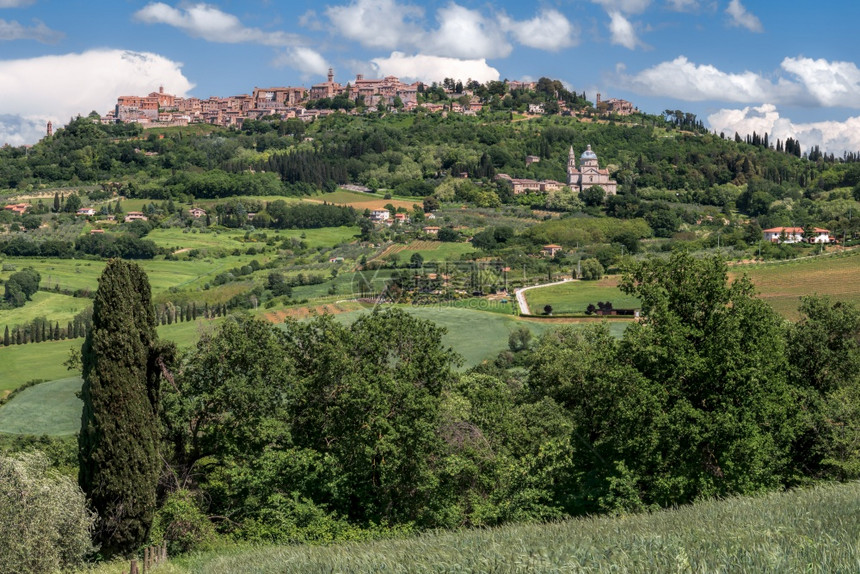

{"left": 151, "top": 489, "right": 216, "bottom": 554}
{"left": 579, "top": 258, "right": 604, "bottom": 280}
{"left": 0, "top": 451, "right": 95, "bottom": 573}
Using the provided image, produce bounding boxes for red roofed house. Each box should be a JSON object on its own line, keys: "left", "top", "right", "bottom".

{"left": 4, "top": 203, "right": 29, "bottom": 215}
{"left": 763, "top": 227, "right": 830, "bottom": 244}
{"left": 542, "top": 244, "right": 563, "bottom": 257}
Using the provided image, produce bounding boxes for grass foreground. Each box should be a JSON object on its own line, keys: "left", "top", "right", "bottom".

{"left": 83, "top": 481, "right": 860, "bottom": 573}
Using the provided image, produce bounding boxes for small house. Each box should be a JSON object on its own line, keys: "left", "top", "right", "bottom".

{"left": 370, "top": 209, "right": 390, "bottom": 222}
{"left": 124, "top": 211, "right": 149, "bottom": 222}
{"left": 542, "top": 244, "right": 563, "bottom": 257}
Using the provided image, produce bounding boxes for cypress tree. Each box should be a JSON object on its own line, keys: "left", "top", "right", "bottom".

{"left": 3, "top": 326, "right": 8, "bottom": 347}
{"left": 78, "top": 259, "right": 161, "bottom": 556}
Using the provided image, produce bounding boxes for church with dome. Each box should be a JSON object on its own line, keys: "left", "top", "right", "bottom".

{"left": 567, "top": 145, "right": 617, "bottom": 195}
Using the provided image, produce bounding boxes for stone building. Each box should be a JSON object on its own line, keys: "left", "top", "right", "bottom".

{"left": 567, "top": 145, "right": 617, "bottom": 195}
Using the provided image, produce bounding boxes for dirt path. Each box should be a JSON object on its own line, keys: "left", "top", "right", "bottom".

{"left": 515, "top": 278, "right": 575, "bottom": 315}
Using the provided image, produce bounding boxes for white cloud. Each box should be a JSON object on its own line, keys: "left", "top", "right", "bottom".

{"left": 607, "top": 11, "right": 642, "bottom": 50}
{"left": 592, "top": 0, "right": 652, "bottom": 15}
{"left": 622, "top": 56, "right": 775, "bottom": 101}
{"left": 273, "top": 47, "right": 330, "bottom": 79}
{"left": 134, "top": 2, "right": 304, "bottom": 46}
{"left": 0, "top": 1, "right": 36, "bottom": 7}
{"left": 708, "top": 104, "right": 860, "bottom": 156}
{"left": 780, "top": 57, "right": 860, "bottom": 108}
{"left": 325, "top": 0, "right": 423, "bottom": 49}
{"left": 0, "top": 49, "right": 194, "bottom": 146}
{"left": 325, "top": 0, "right": 574, "bottom": 58}
{"left": 426, "top": 4, "right": 511, "bottom": 59}
{"left": 500, "top": 9, "right": 579, "bottom": 51}
{"left": 619, "top": 55, "right": 860, "bottom": 108}
{"left": 726, "top": 0, "right": 762, "bottom": 33}
{"left": 370, "top": 52, "right": 499, "bottom": 83}
{"left": 0, "top": 18, "right": 62, "bottom": 43}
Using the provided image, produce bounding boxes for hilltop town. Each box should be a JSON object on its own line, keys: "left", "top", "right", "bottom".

{"left": 105, "top": 70, "right": 637, "bottom": 129}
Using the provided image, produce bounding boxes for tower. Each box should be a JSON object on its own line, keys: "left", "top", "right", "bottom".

{"left": 46, "top": 121, "right": 53, "bottom": 137}
{"left": 567, "top": 146, "right": 577, "bottom": 185}
{"left": 327, "top": 68, "right": 334, "bottom": 83}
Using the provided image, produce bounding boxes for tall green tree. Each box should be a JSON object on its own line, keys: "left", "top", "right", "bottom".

{"left": 78, "top": 259, "right": 162, "bottom": 556}
{"left": 788, "top": 296, "right": 860, "bottom": 479}
{"left": 619, "top": 252, "right": 799, "bottom": 504}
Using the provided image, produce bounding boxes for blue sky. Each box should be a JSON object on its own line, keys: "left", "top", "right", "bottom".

{"left": 2, "top": 0, "right": 860, "bottom": 156}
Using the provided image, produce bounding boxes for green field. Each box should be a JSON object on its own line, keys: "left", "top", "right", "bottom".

{"left": 0, "top": 318, "right": 220, "bottom": 396}
{"left": 378, "top": 240, "right": 476, "bottom": 262}
{"left": 0, "top": 376, "right": 82, "bottom": 435}
{"left": 0, "top": 254, "right": 276, "bottom": 297}
{"left": 0, "top": 338, "right": 81, "bottom": 396}
{"left": 146, "top": 226, "right": 358, "bottom": 253}
{"left": 330, "top": 305, "right": 625, "bottom": 368}
{"left": 524, "top": 277, "right": 641, "bottom": 315}
{"left": 312, "top": 189, "right": 421, "bottom": 211}
{"left": 0, "top": 291, "right": 92, "bottom": 327}
{"left": 86, "top": 481, "right": 860, "bottom": 573}
{"left": 732, "top": 250, "right": 860, "bottom": 319}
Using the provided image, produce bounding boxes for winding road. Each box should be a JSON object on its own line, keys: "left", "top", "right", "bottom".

{"left": 514, "top": 278, "right": 575, "bottom": 315}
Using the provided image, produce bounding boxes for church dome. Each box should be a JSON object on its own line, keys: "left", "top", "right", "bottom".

{"left": 581, "top": 144, "right": 597, "bottom": 160}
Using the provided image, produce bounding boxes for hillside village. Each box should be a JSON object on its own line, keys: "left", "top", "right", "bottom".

{"left": 106, "top": 70, "right": 637, "bottom": 128}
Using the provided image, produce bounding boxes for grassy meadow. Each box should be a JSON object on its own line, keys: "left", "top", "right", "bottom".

{"left": 0, "top": 376, "right": 82, "bottom": 435}
{"left": 524, "top": 276, "right": 641, "bottom": 315}
{"left": 0, "top": 318, "right": 221, "bottom": 397}
{"left": 0, "top": 253, "right": 276, "bottom": 296}
{"left": 0, "top": 291, "right": 91, "bottom": 326}
{"left": 330, "top": 305, "right": 622, "bottom": 368}
{"left": 83, "top": 481, "right": 860, "bottom": 573}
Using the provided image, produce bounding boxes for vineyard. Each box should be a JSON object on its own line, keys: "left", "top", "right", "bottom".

{"left": 732, "top": 250, "right": 860, "bottom": 319}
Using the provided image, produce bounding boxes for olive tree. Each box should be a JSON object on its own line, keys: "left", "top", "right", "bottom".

{"left": 0, "top": 452, "right": 95, "bottom": 573}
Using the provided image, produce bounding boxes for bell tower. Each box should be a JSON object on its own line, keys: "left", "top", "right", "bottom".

{"left": 567, "top": 146, "right": 577, "bottom": 185}
{"left": 46, "top": 121, "right": 53, "bottom": 137}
